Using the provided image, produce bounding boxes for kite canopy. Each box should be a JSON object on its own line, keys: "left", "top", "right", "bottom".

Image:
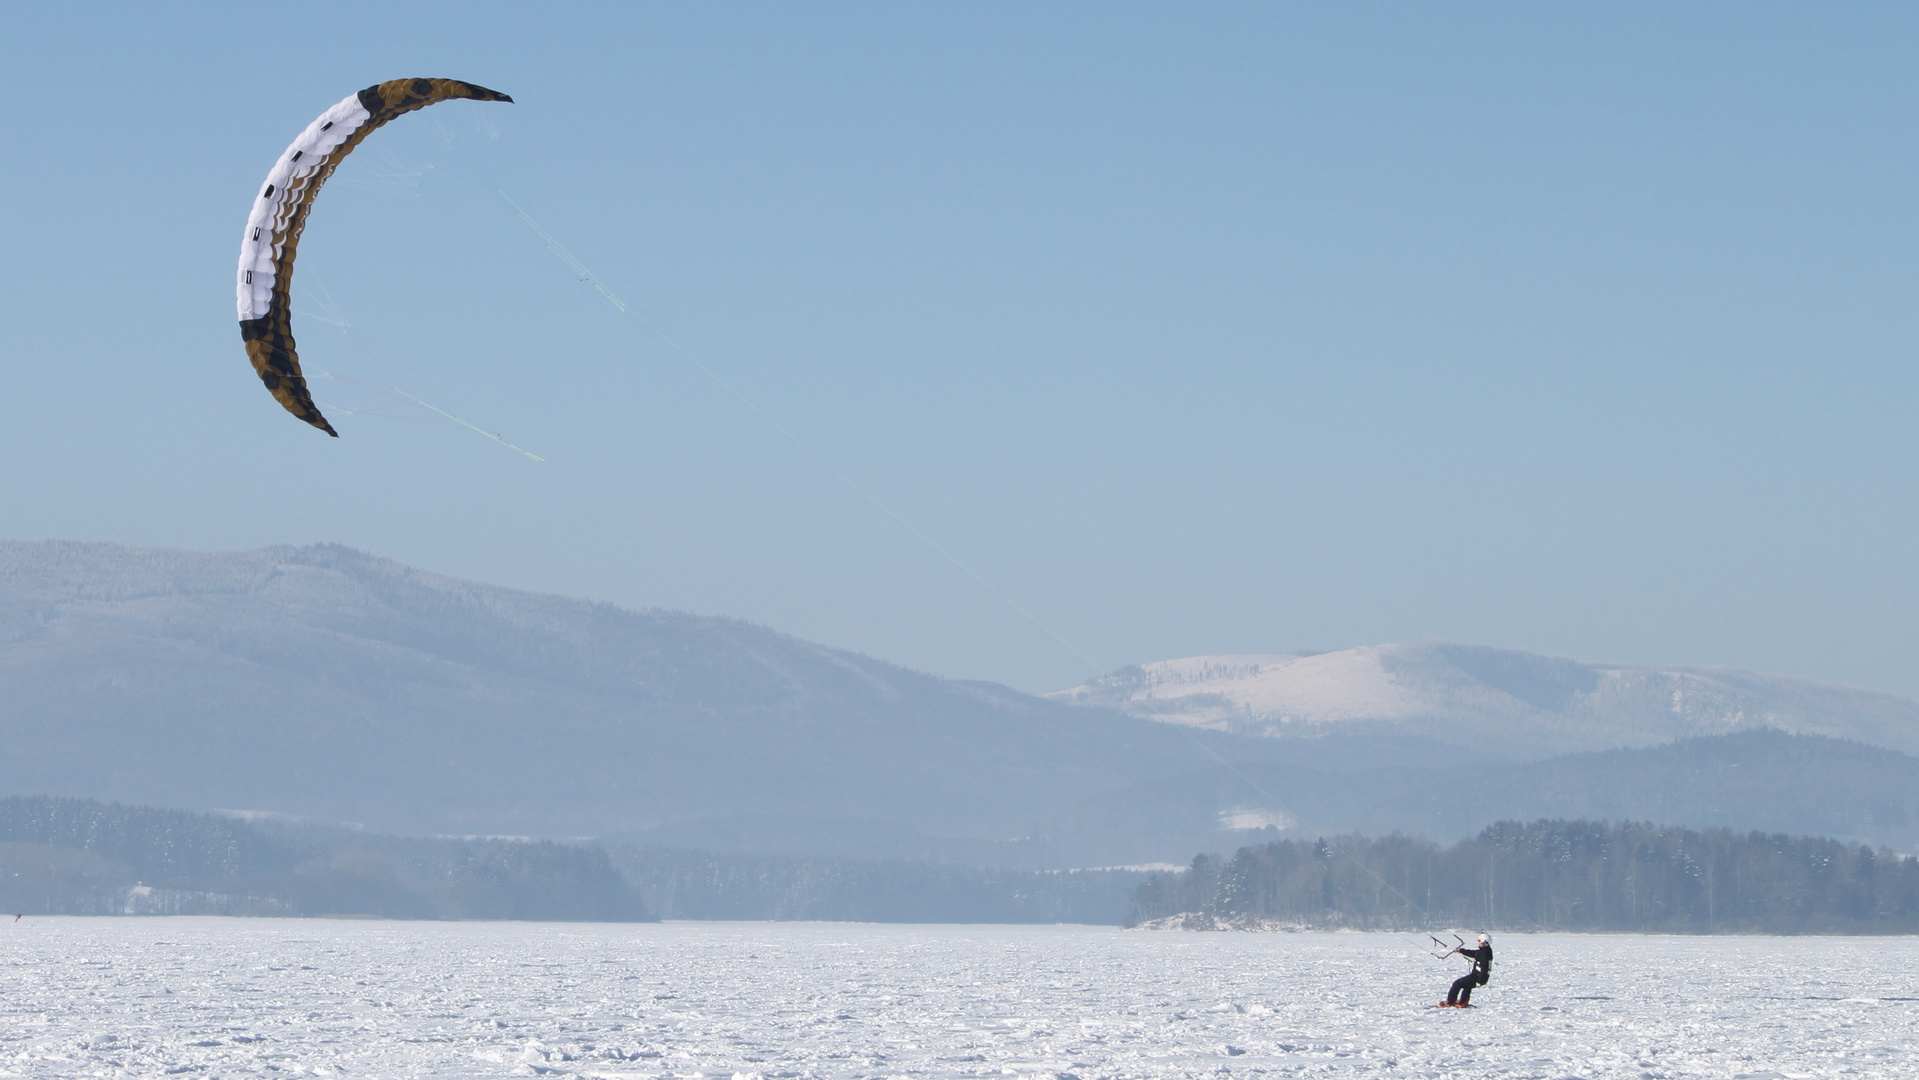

{"left": 236, "top": 79, "right": 513, "bottom": 436}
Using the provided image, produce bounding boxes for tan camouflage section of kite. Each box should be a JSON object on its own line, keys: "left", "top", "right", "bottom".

{"left": 237, "top": 79, "right": 513, "bottom": 436}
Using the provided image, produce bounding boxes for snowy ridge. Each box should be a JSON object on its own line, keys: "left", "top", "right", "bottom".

{"left": 1051, "top": 642, "right": 1919, "bottom": 759}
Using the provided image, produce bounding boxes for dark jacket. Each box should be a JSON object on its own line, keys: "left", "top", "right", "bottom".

{"left": 1458, "top": 945, "right": 1492, "bottom": 979}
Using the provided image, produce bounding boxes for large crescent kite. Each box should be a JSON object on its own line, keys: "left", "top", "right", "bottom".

{"left": 236, "top": 79, "right": 513, "bottom": 436}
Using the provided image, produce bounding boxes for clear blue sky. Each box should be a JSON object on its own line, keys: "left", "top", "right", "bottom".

{"left": 5, "top": 2, "right": 1919, "bottom": 696}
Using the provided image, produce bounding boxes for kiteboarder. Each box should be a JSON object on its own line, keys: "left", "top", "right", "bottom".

{"left": 1442, "top": 933, "right": 1493, "bottom": 1007}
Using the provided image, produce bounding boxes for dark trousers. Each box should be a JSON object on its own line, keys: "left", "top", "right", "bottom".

{"left": 1447, "top": 971, "right": 1487, "bottom": 1005}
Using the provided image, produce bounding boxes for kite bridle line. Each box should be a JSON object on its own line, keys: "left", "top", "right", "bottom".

{"left": 498, "top": 190, "right": 1451, "bottom": 947}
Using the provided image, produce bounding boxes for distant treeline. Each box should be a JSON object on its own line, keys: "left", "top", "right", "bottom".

{"left": 1130, "top": 819, "right": 1919, "bottom": 933}
{"left": 611, "top": 847, "right": 1139, "bottom": 924}
{"left": 0, "top": 797, "right": 648, "bottom": 920}
{"left": 0, "top": 797, "right": 1141, "bottom": 923}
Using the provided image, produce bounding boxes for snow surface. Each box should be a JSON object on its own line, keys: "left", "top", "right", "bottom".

{"left": 1, "top": 918, "right": 1915, "bottom": 1078}
{"left": 1113, "top": 649, "right": 1426, "bottom": 728}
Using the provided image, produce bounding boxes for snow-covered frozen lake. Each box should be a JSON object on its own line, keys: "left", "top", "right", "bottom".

{"left": 1, "top": 918, "right": 1914, "bottom": 1078}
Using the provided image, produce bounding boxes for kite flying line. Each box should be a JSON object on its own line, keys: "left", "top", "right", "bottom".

{"left": 496, "top": 192, "right": 1450, "bottom": 936}
{"left": 388, "top": 389, "right": 546, "bottom": 462}
{"left": 231, "top": 81, "right": 1449, "bottom": 934}
{"left": 502, "top": 193, "right": 628, "bottom": 313}
{"left": 302, "top": 298, "right": 1346, "bottom": 936}
{"left": 498, "top": 190, "right": 1106, "bottom": 678}
{"left": 294, "top": 293, "right": 544, "bottom": 462}
{"left": 297, "top": 294, "right": 892, "bottom": 648}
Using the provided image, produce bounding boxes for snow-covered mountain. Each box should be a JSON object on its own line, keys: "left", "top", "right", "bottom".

{"left": 1049, "top": 643, "right": 1919, "bottom": 760}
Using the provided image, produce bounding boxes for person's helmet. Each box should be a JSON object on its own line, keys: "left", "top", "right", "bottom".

{"left": 1476, "top": 934, "right": 1490, "bottom": 944}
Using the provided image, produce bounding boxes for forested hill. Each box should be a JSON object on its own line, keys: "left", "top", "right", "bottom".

{"left": 0, "top": 539, "right": 1272, "bottom": 866}
{"left": 0, "top": 796, "right": 648, "bottom": 920}
{"left": 1132, "top": 820, "right": 1919, "bottom": 934}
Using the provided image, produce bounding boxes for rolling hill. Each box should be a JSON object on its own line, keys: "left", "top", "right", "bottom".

{"left": 0, "top": 539, "right": 1281, "bottom": 866}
